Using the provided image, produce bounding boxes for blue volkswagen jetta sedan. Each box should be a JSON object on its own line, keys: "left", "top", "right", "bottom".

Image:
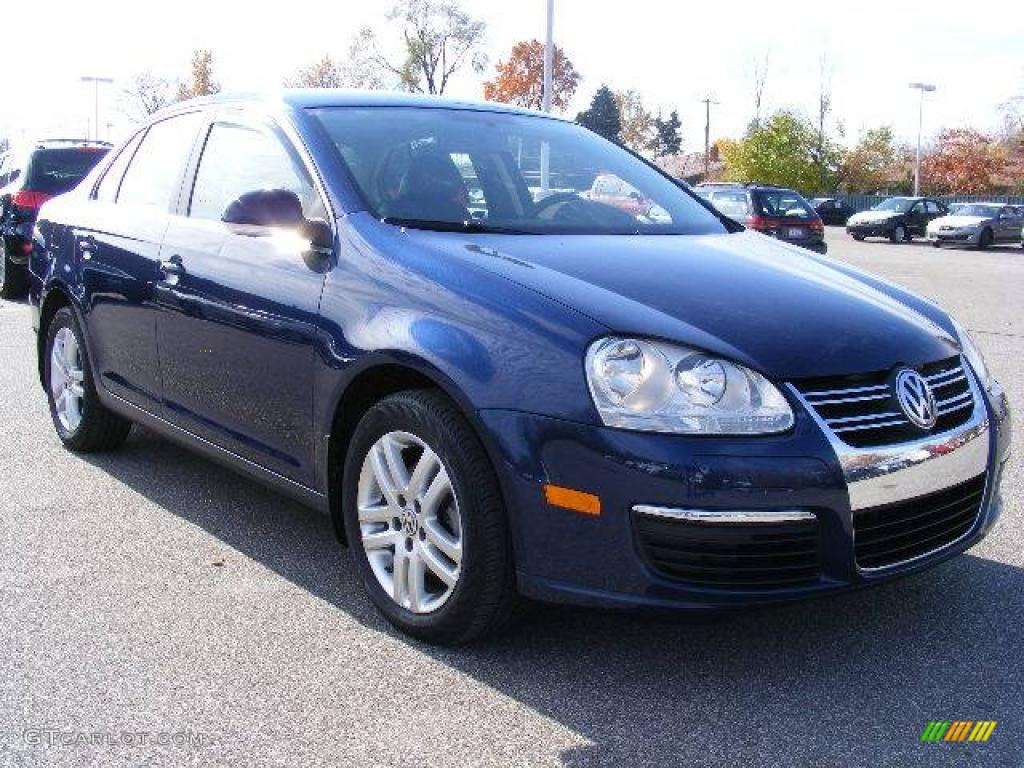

{"left": 27, "top": 92, "right": 1011, "bottom": 643}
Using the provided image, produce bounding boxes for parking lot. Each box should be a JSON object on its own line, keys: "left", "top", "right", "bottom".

{"left": 1, "top": 228, "right": 1020, "bottom": 767}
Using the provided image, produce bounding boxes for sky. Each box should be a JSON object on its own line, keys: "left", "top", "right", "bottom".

{"left": 2, "top": 0, "right": 1021, "bottom": 152}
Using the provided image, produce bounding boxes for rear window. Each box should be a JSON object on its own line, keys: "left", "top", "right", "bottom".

{"left": 755, "top": 190, "right": 816, "bottom": 220}
{"left": 708, "top": 190, "right": 751, "bottom": 218}
{"left": 24, "top": 147, "right": 109, "bottom": 195}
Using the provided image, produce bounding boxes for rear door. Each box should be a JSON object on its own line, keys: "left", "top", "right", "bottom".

{"left": 76, "top": 112, "right": 204, "bottom": 412}
{"left": 996, "top": 206, "right": 1022, "bottom": 241}
{"left": 154, "top": 113, "right": 330, "bottom": 484}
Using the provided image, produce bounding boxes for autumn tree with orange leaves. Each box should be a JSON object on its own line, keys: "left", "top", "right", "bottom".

{"left": 921, "top": 129, "right": 1007, "bottom": 194}
{"left": 483, "top": 40, "right": 580, "bottom": 112}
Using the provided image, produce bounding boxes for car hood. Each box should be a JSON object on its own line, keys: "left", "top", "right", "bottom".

{"left": 930, "top": 215, "right": 988, "bottom": 228}
{"left": 351, "top": 215, "right": 958, "bottom": 380}
{"left": 848, "top": 210, "right": 902, "bottom": 224}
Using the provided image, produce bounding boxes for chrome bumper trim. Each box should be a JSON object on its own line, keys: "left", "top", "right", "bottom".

{"left": 633, "top": 506, "right": 816, "bottom": 525}
{"left": 788, "top": 360, "right": 990, "bottom": 510}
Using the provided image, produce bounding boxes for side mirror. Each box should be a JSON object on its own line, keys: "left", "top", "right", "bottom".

{"left": 300, "top": 217, "right": 334, "bottom": 272}
{"left": 222, "top": 188, "right": 305, "bottom": 228}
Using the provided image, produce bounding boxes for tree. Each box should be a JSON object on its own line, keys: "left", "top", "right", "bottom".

{"left": 840, "top": 126, "right": 907, "bottom": 193}
{"left": 364, "top": 0, "right": 487, "bottom": 95}
{"left": 719, "top": 110, "right": 841, "bottom": 191}
{"left": 483, "top": 39, "right": 579, "bottom": 112}
{"left": 921, "top": 129, "right": 1007, "bottom": 195}
{"left": 748, "top": 50, "right": 770, "bottom": 129}
{"left": 650, "top": 110, "right": 682, "bottom": 157}
{"left": 613, "top": 90, "right": 655, "bottom": 153}
{"left": 576, "top": 86, "right": 622, "bottom": 143}
{"left": 285, "top": 55, "right": 347, "bottom": 88}
{"left": 121, "top": 71, "right": 171, "bottom": 121}
{"left": 175, "top": 50, "right": 220, "bottom": 101}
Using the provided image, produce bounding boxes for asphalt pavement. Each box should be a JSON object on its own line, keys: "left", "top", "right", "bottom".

{"left": 1, "top": 229, "right": 1021, "bottom": 767}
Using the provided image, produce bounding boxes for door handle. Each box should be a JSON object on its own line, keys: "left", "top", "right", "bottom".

{"left": 159, "top": 254, "right": 186, "bottom": 277}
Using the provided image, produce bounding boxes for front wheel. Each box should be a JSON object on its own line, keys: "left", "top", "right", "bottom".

{"left": 45, "top": 307, "right": 132, "bottom": 451}
{"left": 342, "top": 389, "right": 518, "bottom": 643}
{"left": 851, "top": 234, "right": 865, "bottom": 241}
{"left": 889, "top": 225, "right": 907, "bottom": 243}
{"left": 978, "top": 228, "right": 993, "bottom": 250}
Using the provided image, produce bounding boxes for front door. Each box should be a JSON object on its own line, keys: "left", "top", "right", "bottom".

{"left": 155, "top": 117, "right": 330, "bottom": 485}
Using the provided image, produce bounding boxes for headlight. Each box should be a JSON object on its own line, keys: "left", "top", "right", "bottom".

{"left": 951, "top": 318, "right": 993, "bottom": 392}
{"left": 585, "top": 337, "right": 794, "bottom": 434}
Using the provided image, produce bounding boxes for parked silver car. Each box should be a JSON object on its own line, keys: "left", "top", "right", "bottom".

{"left": 926, "top": 203, "right": 1024, "bottom": 249}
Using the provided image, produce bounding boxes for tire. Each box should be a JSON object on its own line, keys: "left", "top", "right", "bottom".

{"left": 889, "top": 225, "right": 906, "bottom": 243}
{"left": 342, "top": 389, "right": 518, "bottom": 644}
{"left": 44, "top": 307, "right": 132, "bottom": 451}
{"left": 0, "top": 238, "right": 28, "bottom": 300}
{"left": 851, "top": 234, "right": 865, "bottom": 241}
{"left": 978, "top": 228, "right": 993, "bottom": 250}
{"left": 931, "top": 240, "right": 941, "bottom": 248}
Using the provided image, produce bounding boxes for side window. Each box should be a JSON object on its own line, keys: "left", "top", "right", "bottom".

{"left": 925, "top": 201, "right": 942, "bottom": 214}
{"left": 117, "top": 112, "right": 203, "bottom": 209}
{"left": 910, "top": 201, "right": 925, "bottom": 214}
{"left": 189, "top": 122, "right": 324, "bottom": 222}
{"left": 95, "top": 132, "right": 144, "bottom": 202}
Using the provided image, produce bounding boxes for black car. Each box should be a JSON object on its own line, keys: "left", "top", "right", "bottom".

{"left": 0, "top": 140, "right": 110, "bottom": 297}
{"left": 845, "top": 196, "right": 947, "bottom": 243}
{"left": 810, "top": 197, "right": 852, "bottom": 226}
{"left": 695, "top": 183, "right": 827, "bottom": 254}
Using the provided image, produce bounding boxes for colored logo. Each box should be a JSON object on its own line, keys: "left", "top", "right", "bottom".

{"left": 920, "top": 721, "right": 997, "bottom": 742}
{"left": 896, "top": 369, "right": 937, "bottom": 429}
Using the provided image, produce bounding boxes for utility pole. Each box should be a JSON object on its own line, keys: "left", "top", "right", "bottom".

{"left": 540, "top": 0, "right": 554, "bottom": 193}
{"left": 909, "top": 82, "right": 936, "bottom": 196}
{"left": 80, "top": 76, "right": 113, "bottom": 141}
{"left": 700, "top": 96, "right": 718, "bottom": 178}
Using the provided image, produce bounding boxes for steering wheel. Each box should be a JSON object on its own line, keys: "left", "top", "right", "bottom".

{"left": 533, "top": 192, "right": 584, "bottom": 219}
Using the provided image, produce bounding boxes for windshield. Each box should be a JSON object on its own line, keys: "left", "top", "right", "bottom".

{"left": 755, "top": 190, "right": 816, "bottom": 220}
{"left": 873, "top": 198, "right": 914, "bottom": 213}
{"left": 949, "top": 204, "right": 1001, "bottom": 218}
{"left": 25, "top": 147, "right": 109, "bottom": 195}
{"left": 310, "top": 107, "right": 728, "bottom": 235}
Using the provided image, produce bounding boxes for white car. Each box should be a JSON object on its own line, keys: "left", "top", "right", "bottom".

{"left": 926, "top": 203, "right": 1024, "bottom": 249}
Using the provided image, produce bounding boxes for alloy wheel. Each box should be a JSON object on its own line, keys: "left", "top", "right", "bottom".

{"left": 50, "top": 327, "right": 86, "bottom": 433}
{"left": 357, "top": 430, "right": 463, "bottom": 614}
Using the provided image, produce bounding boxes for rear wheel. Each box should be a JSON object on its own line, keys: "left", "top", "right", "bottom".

{"left": 343, "top": 389, "right": 518, "bottom": 644}
{"left": 44, "top": 307, "right": 132, "bottom": 451}
{"left": 0, "top": 238, "right": 28, "bottom": 299}
{"left": 978, "top": 228, "right": 993, "bottom": 250}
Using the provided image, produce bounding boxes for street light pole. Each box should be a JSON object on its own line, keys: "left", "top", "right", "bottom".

{"left": 909, "top": 81, "right": 936, "bottom": 196}
{"left": 540, "top": 0, "right": 554, "bottom": 193}
{"left": 700, "top": 96, "right": 718, "bottom": 179}
{"left": 80, "top": 76, "right": 113, "bottom": 141}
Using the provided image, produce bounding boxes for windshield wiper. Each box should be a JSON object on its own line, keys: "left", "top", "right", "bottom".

{"left": 382, "top": 217, "right": 533, "bottom": 235}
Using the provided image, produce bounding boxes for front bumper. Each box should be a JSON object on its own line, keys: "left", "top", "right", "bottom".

{"left": 847, "top": 221, "right": 897, "bottom": 238}
{"left": 480, "top": 373, "right": 1010, "bottom": 610}
{"left": 927, "top": 230, "right": 981, "bottom": 245}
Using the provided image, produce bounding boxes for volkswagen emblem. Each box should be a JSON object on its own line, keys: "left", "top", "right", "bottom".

{"left": 895, "top": 369, "right": 937, "bottom": 429}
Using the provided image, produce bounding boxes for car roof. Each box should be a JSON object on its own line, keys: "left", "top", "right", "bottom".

{"left": 161, "top": 88, "right": 555, "bottom": 120}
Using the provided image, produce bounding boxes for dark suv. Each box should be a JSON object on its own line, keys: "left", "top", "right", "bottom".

{"left": 0, "top": 140, "right": 110, "bottom": 297}
{"left": 695, "top": 183, "right": 827, "bottom": 254}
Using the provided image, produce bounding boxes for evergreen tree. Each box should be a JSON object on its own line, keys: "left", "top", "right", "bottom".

{"left": 651, "top": 110, "right": 682, "bottom": 157}
{"left": 576, "top": 85, "right": 622, "bottom": 143}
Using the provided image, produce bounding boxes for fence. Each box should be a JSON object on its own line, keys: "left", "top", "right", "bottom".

{"left": 813, "top": 194, "right": 1024, "bottom": 215}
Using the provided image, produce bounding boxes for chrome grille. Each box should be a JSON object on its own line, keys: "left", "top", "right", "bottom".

{"left": 793, "top": 357, "right": 975, "bottom": 448}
